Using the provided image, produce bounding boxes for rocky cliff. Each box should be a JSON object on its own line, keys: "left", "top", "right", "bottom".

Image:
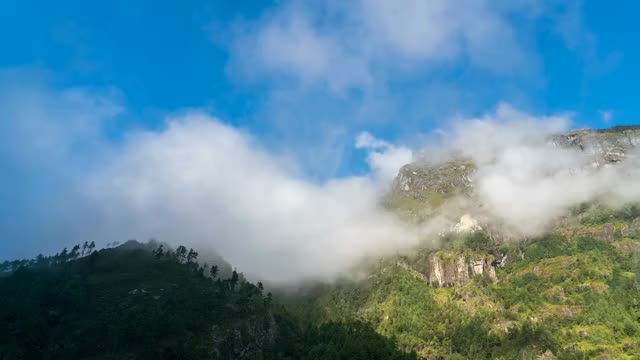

{"left": 549, "top": 125, "right": 640, "bottom": 165}
{"left": 385, "top": 158, "right": 476, "bottom": 222}
{"left": 386, "top": 125, "right": 640, "bottom": 288}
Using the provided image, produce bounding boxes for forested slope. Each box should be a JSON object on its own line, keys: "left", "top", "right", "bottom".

{"left": 0, "top": 242, "right": 416, "bottom": 360}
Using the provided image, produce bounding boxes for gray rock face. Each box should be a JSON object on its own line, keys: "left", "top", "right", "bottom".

{"left": 387, "top": 125, "right": 640, "bottom": 288}
{"left": 398, "top": 251, "right": 498, "bottom": 287}
{"left": 426, "top": 253, "right": 497, "bottom": 287}
{"left": 388, "top": 125, "right": 640, "bottom": 219}
{"left": 386, "top": 159, "right": 476, "bottom": 220}
{"left": 549, "top": 126, "right": 640, "bottom": 165}
{"left": 391, "top": 159, "right": 475, "bottom": 200}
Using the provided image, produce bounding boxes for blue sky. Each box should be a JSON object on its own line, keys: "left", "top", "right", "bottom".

{"left": 1, "top": 2, "right": 638, "bottom": 145}
{"left": 1, "top": 0, "right": 640, "bottom": 262}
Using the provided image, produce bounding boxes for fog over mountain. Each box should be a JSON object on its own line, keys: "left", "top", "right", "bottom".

{"left": 2, "top": 79, "right": 638, "bottom": 282}
{"left": 71, "top": 104, "right": 640, "bottom": 282}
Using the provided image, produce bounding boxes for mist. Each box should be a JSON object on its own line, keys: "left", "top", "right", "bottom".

{"left": 83, "top": 113, "right": 422, "bottom": 282}
{"left": 420, "top": 104, "right": 640, "bottom": 237}
{"left": 5, "top": 93, "right": 640, "bottom": 283}
{"left": 72, "top": 105, "right": 640, "bottom": 282}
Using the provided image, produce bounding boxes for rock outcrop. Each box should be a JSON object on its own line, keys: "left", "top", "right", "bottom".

{"left": 387, "top": 125, "right": 640, "bottom": 288}
{"left": 385, "top": 159, "right": 476, "bottom": 221}
{"left": 549, "top": 126, "right": 640, "bottom": 165}
{"left": 398, "top": 250, "right": 502, "bottom": 287}
{"left": 387, "top": 125, "right": 640, "bottom": 226}
{"left": 426, "top": 252, "right": 497, "bottom": 287}
{"left": 390, "top": 159, "right": 475, "bottom": 203}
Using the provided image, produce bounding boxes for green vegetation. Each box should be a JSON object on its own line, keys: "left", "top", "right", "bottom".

{"left": 3, "top": 203, "right": 640, "bottom": 359}
{"left": 289, "top": 226, "right": 640, "bottom": 359}
{"left": 0, "top": 241, "right": 416, "bottom": 360}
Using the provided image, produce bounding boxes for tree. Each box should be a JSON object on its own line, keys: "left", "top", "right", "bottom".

{"left": 59, "top": 248, "right": 69, "bottom": 262}
{"left": 88, "top": 241, "right": 96, "bottom": 254}
{"left": 176, "top": 246, "right": 187, "bottom": 263}
{"left": 0, "top": 242, "right": 303, "bottom": 360}
{"left": 210, "top": 265, "right": 218, "bottom": 279}
{"left": 81, "top": 241, "right": 89, "bottom": 256}
{"left": 70, "top": 245, "right": 81, "bottom": 260}
{"left": 200, "top": 263, "right": 208, "bottom": 277}
{"left": 153, "top": 245, "right": 164, "bottom": 259}
{"left": 88, "top": 250, "right": 98, "bottom": 271}
{"left": 10, "top": 260, "right": 20, "bottom": 271}
{"left": 230, "top": 270, "right": 239, "bottom": 290}
{"left": 186, "top": 248, "right": 198, "bottom": 263}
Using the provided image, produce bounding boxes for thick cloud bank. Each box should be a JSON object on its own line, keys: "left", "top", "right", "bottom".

{"left": 4, "top": 83, "right": 640, "bottom": 283}
{"left": 77, "top": 106, "right": 640, "bottom": 281}
{"left": 85, "top": 114, "right": 419, "bottom": 282}
{"left": 422, "top": 104, "right": 640, "bottom": 236}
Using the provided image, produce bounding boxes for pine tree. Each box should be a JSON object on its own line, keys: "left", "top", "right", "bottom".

{"left": 70, "top": 245, "right": 81, "bottom": 260}
{"left": 59, "top": 248, "right": 69, "bottom": 262}
{"left": 186, "top": 248, "right": 198, "bottom": 263}
{"left": 176, "top": 246, "right": 187, "bottom": 263}
{"left": 230, "top": 270, "right": 239, "bottom": 290}
{"left": 154, "top": 245, "right": 164, "bottom": 259}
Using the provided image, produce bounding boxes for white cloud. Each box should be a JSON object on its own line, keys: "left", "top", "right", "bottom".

{"left": 421, "top": 104, "right": 640, "bottom": 237}
{"left": 231, "top": 5, "right": 371, "bottom": 93}
{"left": 229, "top": 0, "right": 539, "bottom": 92}
{"left": 84, "top": 114, "right": 420, "bottom": 282}
{"left": 81, "top": 105, "right": 640, "bottom": 284}
{"left": 0, "top": 71, "right": 121, "bottom": 167}
{"left": 0, "top": 70, "right": 123, "bottom": 258}
{"left": 356, "top": 131, "right": 413, "bottom": 183}
{"left": 355, "top": 131, "right": 390, "bottom": 149}
{"left": 358, "top": 0, "right": 525, "bottom": 70}
{"left": 5, "top": 81, "right": 640, "bottom": 284}
{"left": 5, "top": 71, "right": 638, "bottom": 284}
{"left": 255, "top": 11, "right": 371, "bottom": 92}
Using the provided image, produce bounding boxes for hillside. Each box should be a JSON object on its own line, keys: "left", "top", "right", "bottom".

{"left": 0, "top": 242, "right": 416, "bottom": 360}
{"left": 289, "top": 224, "right": 640, "bottom": 358}
{"left": 287, "top": 126, "right": 640, "bottom": 359}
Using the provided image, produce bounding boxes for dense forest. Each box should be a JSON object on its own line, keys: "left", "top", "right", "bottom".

{"left": 0, "top": 241, "right": 416, "bottom": 359}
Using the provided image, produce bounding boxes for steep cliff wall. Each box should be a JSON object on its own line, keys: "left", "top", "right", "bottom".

{"left": 397, "top": 249, "right": 506, "bottom": 287}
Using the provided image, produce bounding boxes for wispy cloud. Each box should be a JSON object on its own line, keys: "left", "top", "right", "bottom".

{"left": 356, "top": 132, "right": 413, "bottom": 183}
{"left": 228, "top": 0, "right": 540, "bottom": 93}
{"left": 0, "top": 69, "right": 123, "bottom": 258}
